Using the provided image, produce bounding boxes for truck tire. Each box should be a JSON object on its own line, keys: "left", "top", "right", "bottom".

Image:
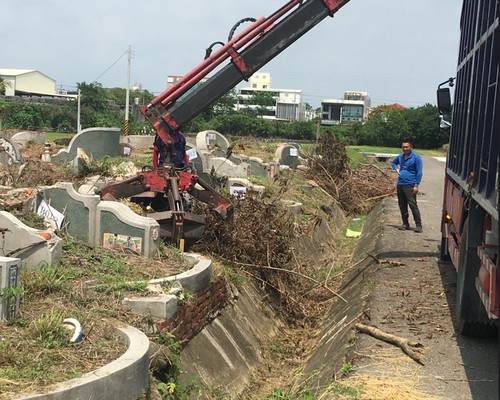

{"left": 455, "top": 217, "right": 497, "bottom": 337}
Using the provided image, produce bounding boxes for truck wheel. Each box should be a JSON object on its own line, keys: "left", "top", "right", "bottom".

{"left": 455, "top": 218, "right": 497, "bottom": 337}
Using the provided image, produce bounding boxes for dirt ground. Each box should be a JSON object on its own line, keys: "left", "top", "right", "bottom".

{"left": 346, "top": 156, "right": 498, "bottom": 400}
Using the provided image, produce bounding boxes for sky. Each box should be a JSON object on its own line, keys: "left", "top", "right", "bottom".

{"left": 1, "top": 0, "right": 462, "bottom": 109}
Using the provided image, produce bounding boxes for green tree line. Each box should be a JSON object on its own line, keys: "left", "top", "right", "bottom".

{"left": 0, "top": 80, "right": 448, "bottom": 149}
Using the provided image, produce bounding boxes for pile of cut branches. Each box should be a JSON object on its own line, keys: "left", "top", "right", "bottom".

{"left": 308, "top": 132, "right": 395, "bottom": 214}
{"left": 194, "top": 196, "right": 345, "bottom": 323}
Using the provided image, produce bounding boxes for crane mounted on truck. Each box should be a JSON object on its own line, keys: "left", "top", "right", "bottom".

{"left": 98, "top": 0, "right": 350, "bottom": 248}
{"left": 438, "top": 0, "right": 498, "bottom": 336}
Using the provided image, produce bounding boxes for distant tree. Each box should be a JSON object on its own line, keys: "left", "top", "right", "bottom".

{"left": 0, "top": 76, "right": 11, "bottom": 95}
{"left": 404, "top": 104, "right": 447, "bottom": 149}
{"left": 250, "top": 91, "right": 276, "bottom": 117}
{"left": 77, "top": 82, "right": 120, "bottom": 129}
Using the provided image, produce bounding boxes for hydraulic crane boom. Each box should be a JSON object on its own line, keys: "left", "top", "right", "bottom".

{"left": 141, "top": 0, "right": 350, "bottom": 147}
{"left": 100, "top": 0, "right": 350, "bottom": 250}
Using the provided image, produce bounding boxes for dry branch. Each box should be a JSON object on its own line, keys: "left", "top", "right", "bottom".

{"left": 355, "top": 322, "right": 424, "bottom": 365}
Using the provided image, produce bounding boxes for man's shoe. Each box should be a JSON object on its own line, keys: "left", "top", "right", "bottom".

{"left": 398, "top": 224, "right": 411, "bottom": 231}
{"left": 414, "top": 226, "right": 423, "bottom": 233}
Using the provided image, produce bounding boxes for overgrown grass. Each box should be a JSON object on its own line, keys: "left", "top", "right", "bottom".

{"left": 0, "top": 237, "right": 190, "bottom": 397}
{"left": 46, "top": 132, "right": 75, "bottom": 142}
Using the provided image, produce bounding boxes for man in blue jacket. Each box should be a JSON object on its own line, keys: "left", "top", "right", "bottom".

{"left": 390, "top": 140, "right": 423, "bottom": 233}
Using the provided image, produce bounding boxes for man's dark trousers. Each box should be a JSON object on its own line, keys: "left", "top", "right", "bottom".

{"left": 397, "top": 184, "right": 422, "bottom": 227}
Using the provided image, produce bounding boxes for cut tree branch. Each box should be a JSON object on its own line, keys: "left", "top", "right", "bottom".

{"left": 355, "top": 322, "right": 424, "bottom": 365}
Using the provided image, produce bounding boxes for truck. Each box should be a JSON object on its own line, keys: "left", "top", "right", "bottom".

{"left": 438, "top": 0, "right": 498, "bottom": 336}
{"left": 98, "top": 0, "right": 350, "bottom": 248}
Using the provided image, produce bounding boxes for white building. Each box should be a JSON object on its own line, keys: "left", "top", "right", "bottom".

{"left": 0, "top": 69, "right": 57, "bottom": 96}
{"left": 236, "top": 73, "right": 306, "bottom": 121}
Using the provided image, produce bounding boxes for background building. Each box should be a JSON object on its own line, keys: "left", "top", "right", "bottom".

{"left": 0, "top": 69, "right": 57, "bottom": 96}
{"left": 321, "top": 91, "right": 371, "bottom": 125}
{"left": 236, "top": 73, "right": 306, "bottom": 121}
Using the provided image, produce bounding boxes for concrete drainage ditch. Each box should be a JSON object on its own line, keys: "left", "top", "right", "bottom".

{"left": 11, "top": 198, "right": 384, "bottom": 399}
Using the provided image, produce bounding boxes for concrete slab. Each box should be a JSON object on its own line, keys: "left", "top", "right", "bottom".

{"left": 148, "top": 252, "right": 211, "bottom": 293}
{"left": 123, "top": 294, "right": 178, "bottom": 319}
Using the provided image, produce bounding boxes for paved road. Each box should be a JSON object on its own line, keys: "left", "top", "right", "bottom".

{"left": 350, "top": 156, "right": 498, "bottom": 400}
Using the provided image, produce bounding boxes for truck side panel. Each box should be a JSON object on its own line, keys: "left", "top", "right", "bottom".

{"left": 442, "top": 0, "right": 498, "bottom": 334}
{"left": 446, "top": 0, "right": 498, "bottom": 220}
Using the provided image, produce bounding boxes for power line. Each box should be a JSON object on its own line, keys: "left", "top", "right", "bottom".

{"left": 93, "top": 49, "right": 129, "bottom": 83}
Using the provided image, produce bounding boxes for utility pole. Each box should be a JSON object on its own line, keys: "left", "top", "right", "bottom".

{"left": 124, "top": 45, "right": 131, "bottom": 136}
{"left": 77, "top": 89, "right": 81, "bottom": 133}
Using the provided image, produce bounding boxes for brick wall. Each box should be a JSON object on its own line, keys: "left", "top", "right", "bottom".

{"left": 156, "top": 276, "right": 228, "bottom": 344}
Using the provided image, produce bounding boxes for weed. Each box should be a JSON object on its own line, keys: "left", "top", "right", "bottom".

{"left": 341, "top": 361, "right": 356, "bottom": 376}
{"left": 211, "top": 386, "right": 231, "bottom": 399}
{"left": 323, "top": 380, "right": 362, "bottom": 399}
{"left": 94, "top": 280, "right": 148, "bottom": 294}
{"left": 78, "top": 155, "right": 121, "bottom": 177}
{"left": 153, "top": 332, "right": 203, "bottom": 399}
{"left": 17, "top": 211, "right": 46, "bottom": 230}
{"left": 28, "top": 309, "right": 70, "bottom": 349}
{"left": 363, "top": 279, "right": 375, "bottom": 292}
{"left": 261, "top": 386, "right": 314, "bottom": 399}
{"left": 0, "top": 285, "right": 24, "bottom": 302}
{"left": 23, "top": 265, "right": 71, "bottom": 296}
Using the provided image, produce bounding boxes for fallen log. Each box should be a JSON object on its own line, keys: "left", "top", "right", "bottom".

{"left": 355, "top": 322, "right": 424, "bottom": 365}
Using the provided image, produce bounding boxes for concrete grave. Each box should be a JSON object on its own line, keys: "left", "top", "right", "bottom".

{"left": 196, "top": 130, "right": 229, "bottom": 155}
{"left": 51, "top": 127, "right": 121, "bottom": 164}
{"left": 195, "top": 130, "right": 229, "bottom": 172}
{"left": 246, "top": 156, "right": 271, "bottom": 177}
{"left": 0, "top": 257, "right": 21, "bottom": 321}
{"left": 38, "top": 183, "right": 101, "bottom": 244}
{"left": 227, "top": 178, "right": 265, "bottom": 197}
{"left": 97, "top": 201, "right": 160, "bottom": 258}
{"left": 120, "top": 134, "right": 154, "bottom": 150}
{"left": 0, "top": 211, "right": 62, "bottom": 269}
{"left": 275, "top": 143, "right": 301, "bottom": 169}
{"left": 209, "top": 157, "right": 250, "bottom": 177}
{"left": 11, "top": 131, "right": 47, "bottom": 148}
{"left": 187, "top": 144, "right": 212, "bottom": 182}
{"left": 38, "top": 183, "right": 160, "bottom": 258}
{"left": 0, "top": 135, "right": 22, "bottom": 165}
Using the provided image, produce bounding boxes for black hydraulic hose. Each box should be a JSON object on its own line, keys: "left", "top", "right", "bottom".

{"left": 227, "top": 17, "right": 257, "bottom": 41}
{"left": 204, "top": 41, "right": 225, "bottom": 59}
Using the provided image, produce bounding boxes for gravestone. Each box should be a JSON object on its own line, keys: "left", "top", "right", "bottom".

{"left": 51, "top": 127, "right": 121, "bottom": 164}
{"left": 275, "top": 144, "right": 301, "bottom": 169}
{"left": 0, "top": 257, "right": 21, "bottom": 321}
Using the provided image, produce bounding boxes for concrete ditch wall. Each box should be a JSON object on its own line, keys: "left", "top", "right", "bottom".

{"left": 299, "top": 200, "right": 384, "bottom": 394}
{"left": 172, "top": 200, "right": 384, "bottom": 398}
{"left": 178, "top": 281, "right": 282, "bottom": 396}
